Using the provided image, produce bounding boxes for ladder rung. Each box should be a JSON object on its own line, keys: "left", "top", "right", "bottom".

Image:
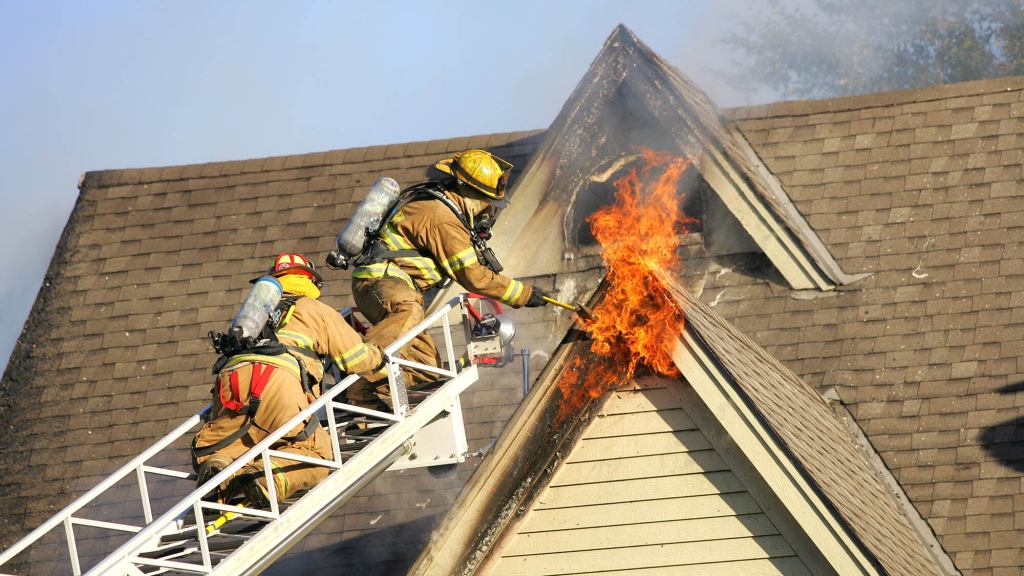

{"left": 160, "top": 527, "right": 197, "bottom": 544}
{"left": 139, "top": 543, "right": 192, "bottom": 560}
{"left": 328, "top": 402, "right": 402, "bottom": 421}
{"left": 130, "top": 555, "right": 211, "bottom": 574}
{"left": 70, "top": 517, "right": 143, "bottom": 533}
{"left": 199, "top": 501, "right": 277, "bottom": 521}
{"left": 141, "top": 465, "right": 195, "bottom": 480}
{"left": 348, "top": 419, "right": 390, "bottom": 426}
{"left": 218, "top": 519, "right": 264, "bottom": 536}
{"left": 264, "top": 450, "right": 343, "bottom": 469}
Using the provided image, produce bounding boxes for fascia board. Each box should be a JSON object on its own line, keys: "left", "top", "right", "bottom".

{"left": 700, "top": 150, "right": 833, "bottom": 291}
{"left": 672, "top": 332, "right": 880, "bottom": 575}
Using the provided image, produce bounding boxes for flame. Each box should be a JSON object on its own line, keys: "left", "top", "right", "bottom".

{"left": 556, "top": 149, "right": 695, "bottom": 423}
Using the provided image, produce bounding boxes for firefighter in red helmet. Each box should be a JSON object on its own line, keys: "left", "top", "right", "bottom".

{"left": 192, "top": 253, "right": 385, "bottom": 507}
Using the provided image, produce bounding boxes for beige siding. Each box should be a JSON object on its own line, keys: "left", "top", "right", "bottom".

{"left": 481, "top": 382, "right": 813, "bottom": 576}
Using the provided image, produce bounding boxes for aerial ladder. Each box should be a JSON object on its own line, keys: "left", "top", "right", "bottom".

{"left": 0, "top": 295, "right": 512, "bottom": 576}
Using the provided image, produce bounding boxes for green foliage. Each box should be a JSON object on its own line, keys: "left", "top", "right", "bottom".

{"left": 725, "top": 0, "right": 1024, "bottom": 98}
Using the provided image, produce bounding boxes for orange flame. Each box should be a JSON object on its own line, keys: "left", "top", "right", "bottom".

{"left": 556, "top": 149, "right": 694, "bottom": 423}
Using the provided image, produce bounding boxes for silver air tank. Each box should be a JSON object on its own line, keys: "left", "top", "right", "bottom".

{"left": 231, "top": 276, "right": 283, "bottom": 340}
{"left": 326, "top": 176, "right": 401, "bottom": 269}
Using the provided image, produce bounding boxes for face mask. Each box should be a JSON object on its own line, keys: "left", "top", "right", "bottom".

{"left": 474, "top": 209, "right": 496, "bottom": 240}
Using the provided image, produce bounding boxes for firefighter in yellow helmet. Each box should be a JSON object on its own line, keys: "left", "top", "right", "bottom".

{"left": 192, "top": 253, "right": 386, "bottom": 508}
{"left": 347, "top": 149, "right": 549, "bottom": 407}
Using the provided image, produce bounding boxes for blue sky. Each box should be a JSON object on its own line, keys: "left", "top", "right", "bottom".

{"left": 0, "top": 0, "right": 775, "bottom": 370}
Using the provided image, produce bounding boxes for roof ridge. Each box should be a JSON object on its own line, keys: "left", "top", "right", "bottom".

{"left": 78, "top": 130, "right": 545, "bottom": 189}
{"left": 725, "top": 74, "right": 1024, "bottom": 121}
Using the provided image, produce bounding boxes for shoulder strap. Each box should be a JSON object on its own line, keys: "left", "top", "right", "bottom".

{"left": 357, "top": 180, "right": 503, "bottom": 273}
{"left": 273, "top": 295, "right": 300, "bottom": 329}
{"left": 379, "top": 181, "right": 473, "bottom": 233}
{"left": 411, "top": 184, "right": 504, "bottom": 272}
{"left": 356, "top": 182, "right": 457, "bottom": 265}
{"left": 407, "top": 182, "right": 474, "bottom": 231}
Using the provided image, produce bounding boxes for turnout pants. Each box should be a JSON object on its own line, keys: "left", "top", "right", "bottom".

{"left": 348, "top": 277, "right": 439, "bottom": 403}
{"left": 192, "top": 362, "right": 331, "bottom": 504}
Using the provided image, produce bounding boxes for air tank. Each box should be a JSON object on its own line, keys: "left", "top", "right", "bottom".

{"left": 331, "top": 176, "right": 402, "bottom": 267}
{"left": 231, "top": 276, "right": 283, "bottom": 340}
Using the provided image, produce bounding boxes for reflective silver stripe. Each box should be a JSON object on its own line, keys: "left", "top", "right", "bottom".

{"left": 381, "top": 223, "right": 413, "bottom": 250}
{"left": 353, "top": 263, "right": 416, "bottom": 290}
{"left": 444, "top": 246, "right": 479, "bottom": 274}
{"left": 334, "top": 344, "right": 369, "bottom": 371}
{"left": 277, "top": 330, "right": 314, "bottom": 349}
{"left": 499, "top": 280, "right": 525, "bottom": 305}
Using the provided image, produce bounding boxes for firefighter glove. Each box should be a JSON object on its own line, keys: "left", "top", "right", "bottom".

{"left": 525, "top": 286, "right": 551, "bottom": 308}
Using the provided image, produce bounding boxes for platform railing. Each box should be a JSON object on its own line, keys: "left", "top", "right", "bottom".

{"left": 0, "top": 295, "right": 477, "bottom": 576}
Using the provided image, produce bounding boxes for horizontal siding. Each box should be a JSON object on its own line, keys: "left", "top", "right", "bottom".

{"left": 552, "top": 449, "right": 727, "bottom": 485}
{"left": 490, "top": 535, "right": 796, "bottom": 575}
{"left": 567, "top": 430, "right": 712, "bottom": 462}
{"left": 534, "top": 469, "right": 744, "bottom": 509}
{"left": 563, "top": 557, "right": 811, "bottom": 576}
{"left": 584, "top": 407, "right": 695, "bottom": 438}
{"left": 502, "top": 513, "right": 778, "bottom": 556}
{"left": 484, "top": 383, "right": 811, "bottom": 576}
{"left": 598, "top": 386, "right": 679, "bottom": 415}
{"left": 521, "top": 492, "right": 764, "bottom": 532}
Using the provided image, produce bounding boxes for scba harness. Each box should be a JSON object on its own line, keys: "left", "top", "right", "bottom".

{"left": 192, "top": 297, "right": 322, "bottom": 459}
{"left": 357, "top": 181, "right": 505, "bottom": 276}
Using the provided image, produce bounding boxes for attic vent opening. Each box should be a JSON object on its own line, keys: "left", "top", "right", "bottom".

{"left": 571, "top": 154, "right": 703, "bottom": 248}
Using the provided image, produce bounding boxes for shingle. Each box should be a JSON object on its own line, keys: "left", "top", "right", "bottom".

{"left": 5, "top": 122, "right": 559, "bottom": 569}
{"left": 11, "top": 36, "right": 1024, "bottom": 576}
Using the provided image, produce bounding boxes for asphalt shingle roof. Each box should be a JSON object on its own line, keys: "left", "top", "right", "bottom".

{"left": 2, "top": 33, "right": 1023, "bottom": 574}
{"left": 0, "top": 131, "right": 545, "bottom": 574}
{"left": 673, "top": 282, "right": 943, "bottom": 575}
{"left": 713, "top": 75, "right": 1024, "bottom": 573}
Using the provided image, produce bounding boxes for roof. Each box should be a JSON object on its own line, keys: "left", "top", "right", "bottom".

{"left": 670, "top": 280, "right": 943, "bottom": 575}
{"left": 2, "top": 23, "right": 1023, "bottom": 576}
{"left": 409, "top": 71, "right": 1024, "bottom": 575}
{"left": 0, "top": 130, "right": 545, "bottom": 574}
{"left": 710, "top": 73, "right": 1024, "bottom": 574}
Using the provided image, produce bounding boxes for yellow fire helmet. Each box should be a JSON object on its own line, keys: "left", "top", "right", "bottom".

{"left": 434, "top": 149, "right": 513, "bottom": 201}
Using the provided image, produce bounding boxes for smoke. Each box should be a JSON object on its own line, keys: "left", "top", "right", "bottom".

{"left": 707, "top": 0, "right": 1022, "bottom": 100}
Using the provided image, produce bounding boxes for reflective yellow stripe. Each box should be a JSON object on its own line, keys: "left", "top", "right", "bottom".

{"left": 401, "top": 255, "right": 444, "bottom": 283}
{"left": 357, "top": 215, "right": 452, "bottom": 288}
{"left": 499, "top": 280, "right": 525, "bottom": 305}
{"left": 333, "top": 343, "right": 370, "bottom": 371}
{"left": 353, "top": 263, "right": 416, "bottom": 290}
{"left": 381, "top": 223, "right": 414, "bottom": 250}
{"left": 279, "top": 305, "right": 296, "bottom": 327}
{"left": 380, "top": 223, "right": 444, "bottom": 283}
{"left": 444, "top": 246, "right": 478, "bottom": 274}
{"left": 277, "top": 330, "right": 314, "bottom": 349}
{"left": 224, "top": 354, "right": 301, "bottom": 379}
{"left": 272, "top": 464, "right": 288, "bottom": 502}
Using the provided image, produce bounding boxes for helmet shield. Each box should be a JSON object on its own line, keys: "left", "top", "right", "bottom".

{"left": 434, "top": 149, "right": 513, "bottom": 200}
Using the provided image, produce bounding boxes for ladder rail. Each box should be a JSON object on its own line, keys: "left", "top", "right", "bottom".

{"left": 82, "top": 375, "right": 371, "bottom": 574}
{"left": 66, "top": 295, "right": 471, "bottom": 576}
{"left": 0, "top": 411, "right": 207, "bottom": 568}
{"left": 213, "top": 367, "right": 479, "bottom": 576}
